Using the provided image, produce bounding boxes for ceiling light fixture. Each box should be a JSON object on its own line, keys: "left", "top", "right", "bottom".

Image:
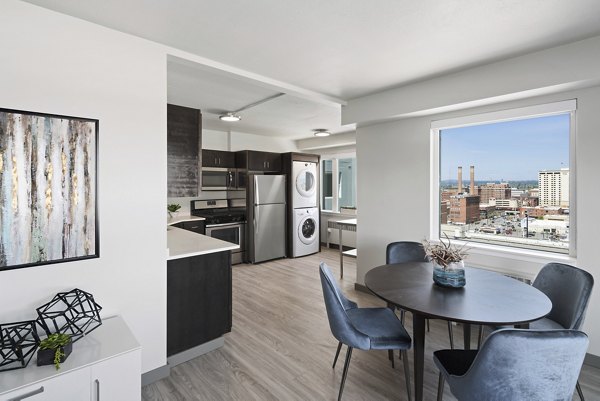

{"left": 313, "top": 129, "right": 331, "bottom": 137}
{"left": 219, "top": 113, "right": 241, "bottom": 122}
{"left": 218, "top": 93, "right": 285, "bottom": 123}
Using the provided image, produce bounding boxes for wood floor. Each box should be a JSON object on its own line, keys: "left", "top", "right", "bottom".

{"left": 143, "top": 248, "right": 600, "bottom": 401}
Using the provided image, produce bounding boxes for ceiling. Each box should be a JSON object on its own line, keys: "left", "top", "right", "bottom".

{"left": 23, "top": 0, "right": 600, "bottom": 139}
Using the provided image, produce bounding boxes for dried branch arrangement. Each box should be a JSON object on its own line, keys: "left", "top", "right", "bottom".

{"left": 422, "top": 234, "right": 469, "bottom": 269}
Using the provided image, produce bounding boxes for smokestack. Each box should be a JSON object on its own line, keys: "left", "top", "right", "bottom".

{"left": 457, "top": 166, "right": 463, "bottom": 193}
{"left": 470, "top": 165, "right": 475, "bottom": 195}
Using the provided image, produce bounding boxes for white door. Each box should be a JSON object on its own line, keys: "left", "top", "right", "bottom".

{"left": 90, "top": 350, "right": 141, "bottom": 401}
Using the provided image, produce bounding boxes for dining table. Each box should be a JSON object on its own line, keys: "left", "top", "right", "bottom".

{"left": 364, "top": 262, "right": 552, "bottom": 401}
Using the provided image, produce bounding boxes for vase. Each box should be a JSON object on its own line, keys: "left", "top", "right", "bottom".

{"left": 432, "top": 260, "right": 466, "bottom": 288}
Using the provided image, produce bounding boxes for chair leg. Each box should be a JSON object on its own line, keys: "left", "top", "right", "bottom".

{"left": 388, "top": 349, "right": 395, "bottom": 368}
{"left": 447, "top": 321, "right": 454, "bottom": 349}
{"left": 477, "top": 325, "right": 484, "bottom": 349}
{"left": 576, "top": 380, "right": 585, "bottom": 400}
{"left": 338, "top": 346, "right": 353, "bottom": 401}
{"left": 332, "top": 341, "right": 343, "bottom": 369}
{"left": 427, "top": 319, "right": 430, "bottom": 332}
{"left": 437, "top": 372, "right": 445, "bottom": 401}
{"left": 400, "top": 309, "right": 405, "bottom": 325}
{"left": 401, "top": 350, "right": 412, "bottom": 401}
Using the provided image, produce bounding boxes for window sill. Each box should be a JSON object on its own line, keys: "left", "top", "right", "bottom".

{"left": 430, "top": 239, "right": 576, "bottom": 280}
{"left": 321, "top": 210, "right": 358, "bottom": 217}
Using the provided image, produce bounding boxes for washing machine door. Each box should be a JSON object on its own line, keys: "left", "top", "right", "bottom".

{"left": 298, "top": 215, "right": 317, "bottom": 245}
{"left": 295, "top": 169, "right": 316, "bottom": 198}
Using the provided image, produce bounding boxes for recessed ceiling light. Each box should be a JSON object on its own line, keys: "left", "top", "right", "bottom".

{"left": 219, "top": 113, "right": 241, "bottom": 122}
{"left": 313, "top": 129, "right": 330, "bottom": 137}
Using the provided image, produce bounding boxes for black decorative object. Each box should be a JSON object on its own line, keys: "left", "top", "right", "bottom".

{"left": 36, "top": 288, "right": 102, "bottom": 342}
{"left": 0, "top": 320, "right": 40, "bottom": 372}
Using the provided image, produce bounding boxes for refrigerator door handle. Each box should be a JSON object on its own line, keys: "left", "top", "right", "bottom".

{"left": 254, "top": 177, "right": 260, "bottom": 205}
{"left": 254, "top": 206, "right": 259, "bottom": 234}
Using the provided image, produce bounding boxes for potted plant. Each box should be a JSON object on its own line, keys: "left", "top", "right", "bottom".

{"left": 423, "top": 235, "right": 468, "bottom": 288}
{"left": 167, "top": 203, "right": 182, "bottom": 218}
{"left": 37, "top": 333, "right": 72, "bottom": 370}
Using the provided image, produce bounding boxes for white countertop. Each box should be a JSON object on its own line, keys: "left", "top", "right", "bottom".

{"left": 167, "top": 214, "right": 205, "bottom": 225}
{"left": 167, "top": 226, "right": 239, "bottom": 260}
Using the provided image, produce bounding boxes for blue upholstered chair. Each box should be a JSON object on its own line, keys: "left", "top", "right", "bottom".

{"left": 484, "top": 262, "right": 594, "bottom": 399}
{"left": 319, "top": 262, "right": 412, "bottom": 401}
{"left": 434, "top": 329, "right": 588, "bottom": 401}
{"left": 386, "top": 241, "right": 455, "bottom": 349}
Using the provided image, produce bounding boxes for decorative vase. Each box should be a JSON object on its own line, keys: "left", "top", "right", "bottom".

{"left": 432, "top": 260, "right": 466, "bottom": 288}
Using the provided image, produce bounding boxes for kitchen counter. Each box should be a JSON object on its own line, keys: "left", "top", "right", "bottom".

{"left": 167, "top": 214, "right": 205, "bottom": 226}
{"left": 167, "top": 226, "right": 238, "bottom": 260}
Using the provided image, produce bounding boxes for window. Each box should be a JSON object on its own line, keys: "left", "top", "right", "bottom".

{"left": 431, "top": 100, "right": 575, "bottom": 255}
{"left": 321, "top": 155, "right": 357, "bottom": 213}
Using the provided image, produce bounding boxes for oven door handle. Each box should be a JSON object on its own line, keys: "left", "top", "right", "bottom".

{"left": 206, "top": 222, "right": 245, "bottom": 228}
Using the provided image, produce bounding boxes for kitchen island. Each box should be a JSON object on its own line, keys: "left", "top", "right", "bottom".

{"left": 167, "top": 226, "right": 239, "bottom": 366}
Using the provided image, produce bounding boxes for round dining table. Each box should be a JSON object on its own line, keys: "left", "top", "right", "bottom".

{"left": 365, "top": 262, "right": 552, "bottom": 401}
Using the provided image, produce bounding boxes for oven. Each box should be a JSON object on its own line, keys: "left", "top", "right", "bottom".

{"left": 201, "top": 167, "right": 236, "bottom": 191}
{"left": 206, "top": 222, "right": 246, "bottom": 265}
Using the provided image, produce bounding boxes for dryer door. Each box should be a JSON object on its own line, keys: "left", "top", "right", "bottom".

{"left": 298, "top": 215, "right": 317, "bottom": 245}
{"left": 295, "top": 168, "right": 316, "bottom": 198}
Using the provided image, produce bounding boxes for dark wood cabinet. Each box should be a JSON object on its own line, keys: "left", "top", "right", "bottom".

{"left": 236, "top": 150, "right": 282, "bottom": 172}
{"left": 202, "top": 149, "right": 235, "bottom": 168}
{"left": 172, "top": 220, "right": 206, "bottom": 235}
{"left": 167, "top": 251, "right": 232, "bottom": 356}
{"left": 167, "top": 104, "right": 202, "bottom": 197}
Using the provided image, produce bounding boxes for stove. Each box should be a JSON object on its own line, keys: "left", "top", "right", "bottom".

{"left": 190, "top": 199, "right": 247, "bottom": 264}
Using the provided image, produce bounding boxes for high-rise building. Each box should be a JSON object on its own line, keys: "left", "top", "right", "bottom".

{"left": 539, "top": 168, "right": 569, "bottom": 207}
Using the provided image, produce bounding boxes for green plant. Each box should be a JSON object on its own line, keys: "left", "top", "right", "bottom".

{"left": 167, "top": 204, "right": 181, "bottom": 213}
{"left": 39, "top": 333, "right": 71, "bottom": 370}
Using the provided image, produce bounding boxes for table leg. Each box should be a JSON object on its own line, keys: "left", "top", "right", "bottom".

{"left": 339, "top": 226, "right": 343, "bottom": 278}
{"left": 413, "top": 313, "right": 426, "bottom": 401}
{"left": 463, "top": 323, "right": 471, "bottom": 350}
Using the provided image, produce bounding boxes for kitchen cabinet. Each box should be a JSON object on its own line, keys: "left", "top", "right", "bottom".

{"left": 0, "top": 316, "right": 141, "bottom": 401}
{"left": 202, "top": 149, "right": 235, "bottom": 168}
{"left": 167, "top": 251, "right": 232, "bottom": 357}
{"left": 167, "top": 104, "right": 202, "bottom": 197}
{"left": 172, "top": 220, "right": 206, "bottom": 235}
{"left": 236, "top": 150, "right": 282, "bottom": 172}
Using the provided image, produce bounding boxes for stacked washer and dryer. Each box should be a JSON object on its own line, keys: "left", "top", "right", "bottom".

{"left": 288, "top": 158, "right": 320, "bottom": 257}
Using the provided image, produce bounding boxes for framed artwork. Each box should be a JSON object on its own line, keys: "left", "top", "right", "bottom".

{"left": 0, "top": 108, "right": 98, "bottom": 271}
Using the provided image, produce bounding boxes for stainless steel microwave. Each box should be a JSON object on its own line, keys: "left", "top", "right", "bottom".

{"left": 201, "top": 167, "right": 248, "bottom": 191}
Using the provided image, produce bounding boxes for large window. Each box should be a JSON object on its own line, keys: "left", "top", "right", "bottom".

{"left": 321, "top": 155, "right": 357, "bottom": 213}
{"left": 431, "top": 101, "right": 575, "bottom": 255}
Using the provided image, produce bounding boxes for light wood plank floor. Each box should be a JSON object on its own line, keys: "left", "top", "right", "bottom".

{"left": 143, "top": 248, "right": 600, "bottom": 401}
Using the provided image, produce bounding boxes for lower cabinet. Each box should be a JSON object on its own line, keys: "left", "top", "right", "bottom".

{"left": 167, "top": 251, "right": 232, "bottom": 357}
{"left": 0, "top": 316, "right": 141, "bottom": 401}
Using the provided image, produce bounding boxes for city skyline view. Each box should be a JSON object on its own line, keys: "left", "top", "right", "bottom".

{"left": 440, "top": 113, "right": 570, "bottom": 182}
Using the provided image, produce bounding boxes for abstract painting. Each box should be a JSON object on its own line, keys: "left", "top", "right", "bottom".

{"left": 0, "top": 108, "right": 98, "bottom": 271}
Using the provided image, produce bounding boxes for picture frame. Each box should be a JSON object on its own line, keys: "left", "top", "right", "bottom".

{"left": 0, "top": 108, "right": 99, "bottom": 271}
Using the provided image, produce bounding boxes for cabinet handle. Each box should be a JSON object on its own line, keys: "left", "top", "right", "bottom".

{"left": 8, "top": 386, "right": 44, "bottom": 401}
{"left": 95, "top": 379, "right": 100, "bottom": 401}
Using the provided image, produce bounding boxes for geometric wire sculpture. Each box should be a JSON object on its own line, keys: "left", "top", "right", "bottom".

{"left": 36, "top": 288, "right": 102, "bottom": 343}
{"left": 0, "top": 320, "right": 40, "bottom": 372}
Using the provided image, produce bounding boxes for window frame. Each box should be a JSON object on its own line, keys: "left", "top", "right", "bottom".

{"left": 429, "top": 99, "right": 577, "bottom": 258}
{"left": 320, "top": 152, "right": 357, "bottom": 213}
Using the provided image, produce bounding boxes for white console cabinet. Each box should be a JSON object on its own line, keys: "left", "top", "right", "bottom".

{"left": 0, "top": 316, "right": 141, "bottom": 401}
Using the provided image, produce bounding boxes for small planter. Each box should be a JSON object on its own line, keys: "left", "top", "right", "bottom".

{"left": 340, "top": 207, "right": 357, "bottom": 215}
{"left": 37, "top": 341, "right": 72, "bottom": 368}
{"left": 433, "top": 261, "right": 466, "bottom": 288}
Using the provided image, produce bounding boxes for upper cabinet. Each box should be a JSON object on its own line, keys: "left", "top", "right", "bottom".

{"left": 236, "top": 150, "right": 282, "bottom": 172}
{"left": 202, "top": 149, "right": 236, "bottom": 168}
{"left": 167, "top": 104, "right": 202, "bottom": 197}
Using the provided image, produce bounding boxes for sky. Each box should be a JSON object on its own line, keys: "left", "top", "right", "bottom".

{"left": 440, "top": 113, "right": 570, "bottom": 181}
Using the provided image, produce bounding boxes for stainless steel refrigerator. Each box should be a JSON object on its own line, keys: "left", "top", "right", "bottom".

{"left": 247, "top": 174, "right": 287, "bottom": 263}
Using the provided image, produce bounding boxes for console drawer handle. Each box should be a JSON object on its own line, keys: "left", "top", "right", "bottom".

{"left": 8, "top": 386, "right": 44, "bottom": 401}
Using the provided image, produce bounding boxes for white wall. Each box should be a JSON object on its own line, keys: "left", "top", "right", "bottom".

{"left": 0, "top": 1, "right": 167, "bottom": 373}
{"left": 354, "top": 86, "right": 600, "bottom": 356}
